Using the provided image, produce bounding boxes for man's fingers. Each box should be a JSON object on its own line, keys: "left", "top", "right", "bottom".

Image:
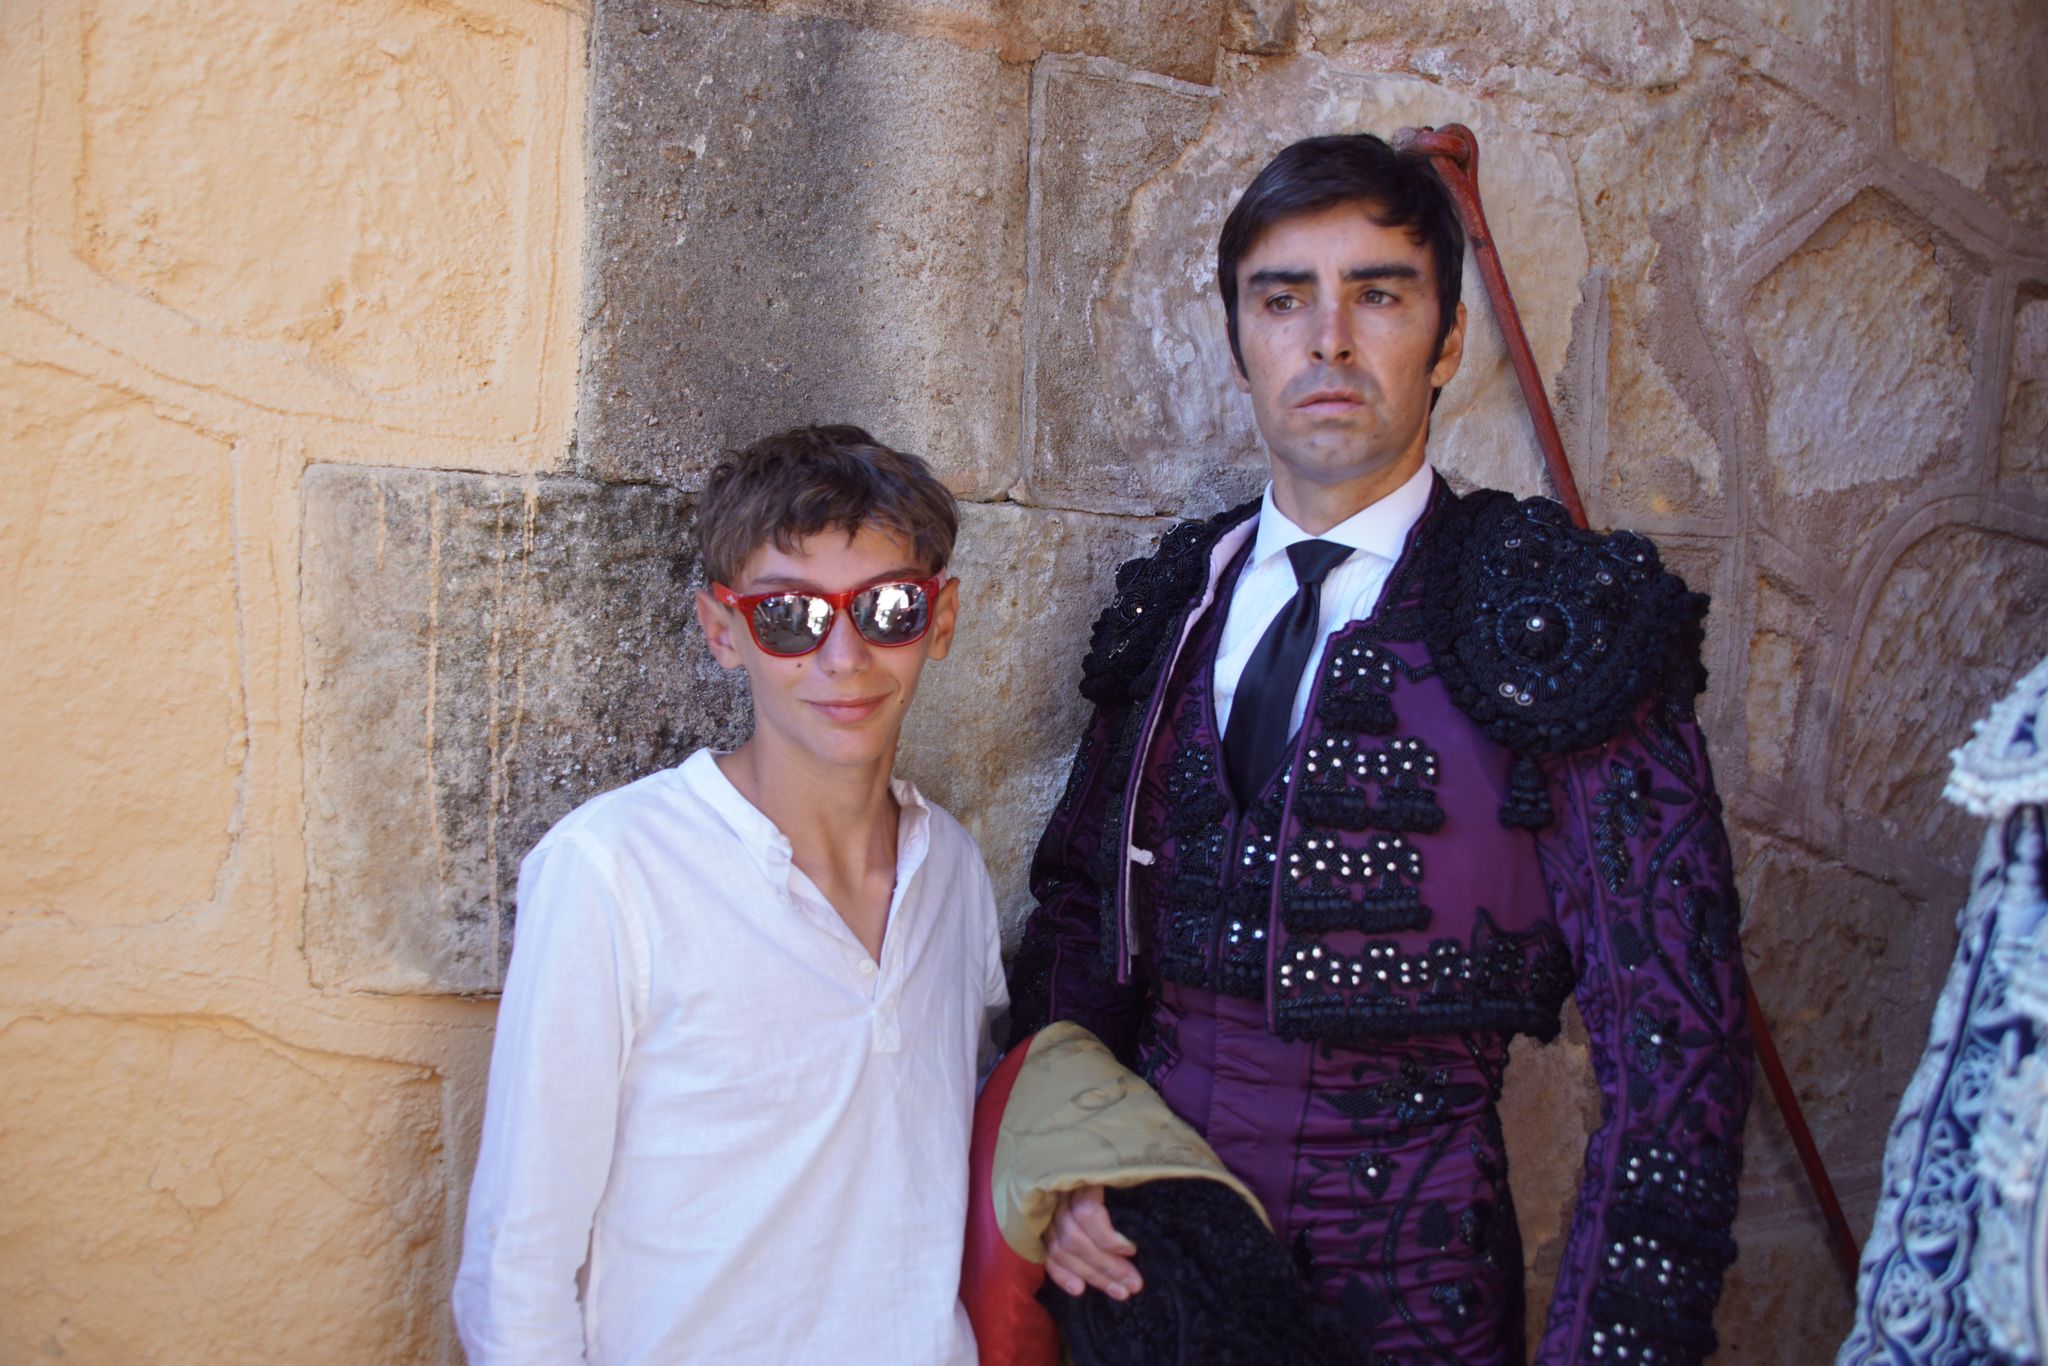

{"left": 1069, "top": 1191, "right": 1138, "bottom": 1257}
{"left": 1045, "top": 1186, "right": 1144, "bottom": 1299}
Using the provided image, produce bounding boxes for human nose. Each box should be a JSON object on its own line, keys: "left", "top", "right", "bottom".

{"left": 1310, "top": 303, "right": 1354, "bottom": 363}
{"left": 812, "top": 605, "right": 873, "bottom": 673}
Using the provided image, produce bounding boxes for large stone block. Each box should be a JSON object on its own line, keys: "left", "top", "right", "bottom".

{"left": 0, "top": 356, "right": 242, "bottom": 926}
{"left": 581, "top": 3, "right": 1026, "bottom": 496}
{"left": 78, "top": 0, "right": 520, "bottom": 392}
{"left": 1022, "top": 60, "right": 1587, "bottom": 517}
{"left": 302, "top": 465, "right": 747, "bottom": 994}
{"left": 896, "top": 501, "right": 1165, "bottom": 933}
{"left": 1574, "top": 61, "right": 1854, "bottom": 532}
{"left": 0, "top": 1016, "right": 444, "bottom": 1365}
{"left": 1744, "top": 192, "right": 1983, "bottom": 570}
{"left": 1022, "top": 0, "right": 1228, "bottom": 83}
{"left": 1019, "top": 56, "right": 1217, "bottom": 515}
{"left": 1833, "top": 524, "right": 2048, "bottom": 882}
{"left": 9, "top": 0, "right": 583, "bottom": 455}
{"left": 1303, "top": 0, "right": 1692, "bottom": 89}
{"left": 2003, "top": 284, "right": 2048, "bottom": 496}
{"left": 1893, "top": 0, "right": 2048, "bottom": 231}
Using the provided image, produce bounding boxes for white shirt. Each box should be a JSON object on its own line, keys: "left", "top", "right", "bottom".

{"left": 454, "top": 749, "right": 1007, "bottom": 1366}
{"left": 1212, "top": 462, "right": 1434, "bottom": 739}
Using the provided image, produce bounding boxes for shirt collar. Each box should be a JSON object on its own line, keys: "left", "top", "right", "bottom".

{"left": 680, "top": 749, "right": 931, "bottom": 889}
{"left": 1251, "top": 460, "right": 1435, "bottom": 571}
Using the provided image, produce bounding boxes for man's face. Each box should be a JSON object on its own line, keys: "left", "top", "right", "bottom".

{"left": 1230, "top": 200, "right": 1466, "bottom": 522}
{"left": 695, "top": 523, "right": 958, "bottom": 780}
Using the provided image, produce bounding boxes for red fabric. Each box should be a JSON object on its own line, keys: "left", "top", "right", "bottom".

{"left": 961, "top": 1038, "right": 1060, "bottom": 1366}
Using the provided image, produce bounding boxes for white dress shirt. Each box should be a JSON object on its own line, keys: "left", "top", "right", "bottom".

{"left": 454, "top": 749, "right": 1007, "bottom": 1366}
{"left": 1212, "top": 462, "right": 1435, "bottom": 740}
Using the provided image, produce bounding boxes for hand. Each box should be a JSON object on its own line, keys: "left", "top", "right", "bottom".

{"left": 1043, "top": 1184, "right": 1143, "bottom": 1300}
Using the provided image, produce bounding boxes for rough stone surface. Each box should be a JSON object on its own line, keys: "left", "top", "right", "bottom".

{"left": 1573, "top": 61, "right": 1851, "bottom": 531}
{"left": 719, "top": 0, "right": 1230, "bottom": 83}
{"left": 1736, "top": 836, "right": 1948, "bottom": 1218}
{"left": 1499, "top": 1022, "right": 1597, "bottom": 1346}
{"left": 1024, "top": 60, "right": 1587, "bottom": 516}
{"left": 1680, "top": 0, "right": 1859, "bottom": 70}
{"left": 581, "top": 2, "right": 1027, "bottom": 496}
{"left": 1020, "top": 0, "right": 1228, "bottom": 83}
{"left": 0, "top": 358, "right": 243, "bottom": 927}
{"left": 1743, "top": 567, "right": 1822, "bottom": 790}
{"left": 1893, "top": 0, "right": 2048, "bottom": 230}
{"left": 301, "top": 465, "right": 747, "bottom": 994}
{"left": 1303, "top": 0, "right": 1694, "bottom": 89}
{"left": 1746, "top": 192, "right": 1983, "bottom": 570}
{"left": 76, "top": 0, "right": 528, "bottom": 395}
{"left": 1834, "top": 524, "right": 2048, "bottom": 881}
{"left": 1020, "top": 57, "right": 1217, "bottom": 514}
{"left": 0, "top": 1015, "right": 445, "bottom": 1365}
{"left": 1713, "top": 1220, "right": 1856, "bottom": 1363}
{"left": 2003, "top": 285, "right": 2048, "bottom": 494}
{"left": 1223, "top": 0, "right": 1297, "bottom": 54}
{"left": 897, "top": 501, "right": 1166, "bottom": 932}
{"left": 24, "top": 0, "right": 586, "bottom": 456}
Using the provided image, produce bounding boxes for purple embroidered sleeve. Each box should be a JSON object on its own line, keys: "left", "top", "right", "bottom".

{"left": 1533, "top": 698, "right": 1755, "bottom": 1366}
{"left": 1006, "top": 703, "right": 1151, "bottom": 1061}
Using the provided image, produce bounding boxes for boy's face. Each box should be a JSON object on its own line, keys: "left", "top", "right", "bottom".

{"left": 695, "top": 523, "right": 959, "bottom": 779}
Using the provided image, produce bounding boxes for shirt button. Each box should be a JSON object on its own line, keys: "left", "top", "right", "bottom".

{"left": 858, "top": 959, "right": 877, "bottom": 976}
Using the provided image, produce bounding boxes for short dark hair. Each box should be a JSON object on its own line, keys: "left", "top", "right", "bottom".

{"left": 697, "top": 424, "right": 958, "bottom": 586}
{"left": 1217, "top": 133, "right": 1465, "bottom": 374}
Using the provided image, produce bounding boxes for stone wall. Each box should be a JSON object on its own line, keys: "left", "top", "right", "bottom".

{"left": 3, "top": 0, "right": 2045, "bottom": 1360}
{"left": 0, "top": 0, "right": 586, "bottom": 1359}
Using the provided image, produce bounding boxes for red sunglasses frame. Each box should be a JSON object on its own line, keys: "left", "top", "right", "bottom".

{"left": 710, "top": 576, "right": 948, "bottom": 657}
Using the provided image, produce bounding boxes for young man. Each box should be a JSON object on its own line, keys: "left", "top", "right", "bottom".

{"left": 454, "top": 425, "right": 1006, "bottom": 1365}
{"left": 1009, "top": 135, "right": 1754, "bottom": 1364}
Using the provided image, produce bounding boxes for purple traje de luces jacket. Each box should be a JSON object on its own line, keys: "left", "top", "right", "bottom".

{"left": 1008, "top": 476, "right": 1755, "bottom": 1365}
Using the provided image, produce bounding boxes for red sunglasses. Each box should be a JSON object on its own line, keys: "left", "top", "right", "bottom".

{"left": 711, "top": 577, "right": 946, "bottom": 657}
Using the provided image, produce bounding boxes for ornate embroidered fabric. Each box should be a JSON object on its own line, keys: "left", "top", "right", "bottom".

{"left": 1009, "top": 478, "right": 1753, "bottom": 1366}
{"left": 1841, "top": 652, "right": 2048, "bottom": 1365}
{"left": 1420, "top": 492, "right": 1707, "bottom": 757}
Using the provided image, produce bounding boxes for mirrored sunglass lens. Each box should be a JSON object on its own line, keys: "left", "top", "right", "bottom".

{"left": 852, "top": 583, "right": 929, "bottom": 644}
{"left": 752, "top": 594, "right": 833, "bottom": 653}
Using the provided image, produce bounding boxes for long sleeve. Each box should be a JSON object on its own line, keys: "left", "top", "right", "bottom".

{"left": 1533, "top": 698, "right": 1755, "bottom": 1365}
{"left": 1005, "top": 701, "right": 1151, "bottom": 1060}
{"left": 453, "top": 832, "right": 648, "bottom": 1366}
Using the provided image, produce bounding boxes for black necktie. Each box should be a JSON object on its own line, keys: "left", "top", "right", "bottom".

{"left": 1224, "top": 539, "right": 1353, "bottom": 802}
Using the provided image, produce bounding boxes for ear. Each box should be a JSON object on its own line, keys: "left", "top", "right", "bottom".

{"left": 695, "top": 588, "right": 747, "bottom": 671}
{"left": 922, "top": 576, "right": 962, "bottom": 663}
{"left": 1429, "top": 301, "right": 1468, "bottom": 389}
{"left": 1228, "top": 330, "right": 1252, "bottom": 394}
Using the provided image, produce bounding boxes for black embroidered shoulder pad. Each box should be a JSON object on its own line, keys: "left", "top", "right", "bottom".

{"left": 1424, "top": 490, "right": 1709, "bottom": 756}
{"left": 1079, "top": 499, "right": 1260, "bottom": 707}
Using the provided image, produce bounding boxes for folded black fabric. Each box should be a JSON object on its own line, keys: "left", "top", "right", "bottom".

{"left": 1038, "top": 1179, "right": 1366, "bottom": 1366}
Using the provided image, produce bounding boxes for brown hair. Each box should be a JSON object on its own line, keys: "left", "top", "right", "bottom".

{"left": 696, "top": 424, "right": 959, "bottom": 586}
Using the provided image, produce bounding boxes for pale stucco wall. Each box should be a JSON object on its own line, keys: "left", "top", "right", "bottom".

{"left": 0, "top": 0, "right": 585, "bottom": 1359}
{"left": 4, "top": 0, "right": 2047, "bottom": 1362}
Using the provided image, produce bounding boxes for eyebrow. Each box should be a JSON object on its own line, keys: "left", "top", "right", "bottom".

{"left": 1244, "top": 262, "right": 1425, "bottom": 291}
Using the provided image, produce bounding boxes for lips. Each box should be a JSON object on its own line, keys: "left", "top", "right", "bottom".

{"left": 1294, "top": 388, "right": 1364, "bottom": 412}
{"left": 807, "top": 694, "right": 890, "bottom": 723}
